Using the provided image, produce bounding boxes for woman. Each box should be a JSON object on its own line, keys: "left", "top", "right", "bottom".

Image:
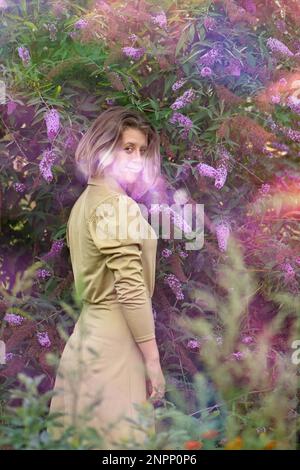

{"left": 48, "top": 106, "right": 166, "bottom": 449}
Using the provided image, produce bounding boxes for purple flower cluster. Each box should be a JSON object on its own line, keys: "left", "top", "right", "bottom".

{"left": 172, "top": 78, "right": 187, "bottom": 92}
{"left": 232, "top": 351, "right": 246, "bottom": 361}
{"left": 214, "top": 163, "right": 228, "bottom": 189}
{"left": 259, "top": 183, "right": 271, "bottom": 196}
{"left": 197, "top": 162, "right": 228, "bottom": 189}
{"left": 164, "top": 273, "right": 184, "bottom": 300}
{"left": 200, "top": 67, "right": 212, "bottom": 78}
{"left": 215, "top": 222, "right": 230, "bottom": 252}
{"left": 13, "top": 182, "right": 26, "bottom": 193}
{"left": 203, "top": 16, "right": 217, "bottom": 31}
{"left": 4, "top": 313, "right": 24, "bottom": 326}
{"left": 74, "top": 18, "right": 88, "bottom": 29}
{"left": 128, "top": 33, "right": 138, "bottom": 43}
{"left": 241, "top": 335, "right": 254, "bottom": 345}
{"left": 179, "top": 250, "right": 188, "bottom": 258}
{"left": 266, "top": 118, "right": 300, "bottom": 143}
{"left": 37, "top": 268, "right": 52, "bottom": 280}
{"left": 170, "top": 88, "right": 196, "bottom": 110}
{"left": 43, "top": 239, "right": 64, "bottom": 260}
{"left": 45, "top": 23, "right": 58, "bottom": 41}
{"left": 286, "top": 95, "right": 300, "bottom": 115}
{"left": 17, "top": 46, "right": 31, "bottom": 66}
{"left": 270, "top": 94, "right": 281, "bottom": 104}
{"left": 187, "top": 339, "right": 200, "bottom": 350}
{"left": 44, "top": 109, "right": 60, "bottom": 141}
{"left": 5, "top": 353, "right": 15, "bottom": 362}
{"left": 151, "top": 10, "right": 167, "bottom": 29}
{"left": 162, "top": 248, "right": 172, "bottom": 258}
{"left": 225, "top": 58, "right": 242, "bottom": 76}
{"left": 122, "top": 47, "right": 145, "bottom": 60}
{"left": 169, "top": 112, "right": 193, "bottom": 130}
{"left": 197, "top": 46, "right": 220, "bottom": 67}
{"left": 39, "top": 149, "right": 57, "bottom": 182}
{"left": 281, "top": 262, "right": 296, "bottom": 282}
{"left": 266, "top": 37, "right": 294, "bottom": 57}
{"left": 37, "top": 331, "right": 51, "bottom": 348}
{"left": 244, "top": 0, "right": 256, "bottom": 14}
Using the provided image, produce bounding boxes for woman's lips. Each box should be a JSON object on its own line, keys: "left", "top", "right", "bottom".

{"left": 127, "top": 166, "right": 142, "bottom": 172}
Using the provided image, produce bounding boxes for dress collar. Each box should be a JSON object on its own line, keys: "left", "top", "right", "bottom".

{"left": 87, "top": 174, "right": 127, "bottom": 195}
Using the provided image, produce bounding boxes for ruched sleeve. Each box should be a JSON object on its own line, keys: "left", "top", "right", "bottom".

{"left": 88, "top": 193, "right": 156, "bottom": 343}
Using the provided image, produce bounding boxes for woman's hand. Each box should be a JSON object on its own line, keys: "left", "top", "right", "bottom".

{"left": 145, "top": 358, "right": 166, "bottom": 402}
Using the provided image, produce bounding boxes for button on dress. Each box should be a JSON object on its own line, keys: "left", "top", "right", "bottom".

{"left": 48, "top": 174, "right": 158, "bottom": 449}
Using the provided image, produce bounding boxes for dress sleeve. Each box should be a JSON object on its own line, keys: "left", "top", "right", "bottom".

{"left": 88, "top": 193, "right": 156, "bottom": 343}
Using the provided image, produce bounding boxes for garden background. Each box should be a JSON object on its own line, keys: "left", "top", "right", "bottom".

{"left": 0, "top": 0, "right": 299, "bottom": 450}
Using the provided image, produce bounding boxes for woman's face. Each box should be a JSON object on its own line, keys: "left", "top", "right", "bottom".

{"left": 106, "top": 127, "right": 148, "bottom": 187}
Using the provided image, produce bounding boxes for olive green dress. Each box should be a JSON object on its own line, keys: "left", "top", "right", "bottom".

{"left": 48, "top": 174, "right": 158, "bottom": 449}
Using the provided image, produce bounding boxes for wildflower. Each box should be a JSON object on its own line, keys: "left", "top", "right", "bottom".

{"left": 4, "top": 313, "right": 24, "bottom": 326}
{"left": 17, "top": 46, "right": 31, "bottom": 66}
{"left": 203, "top": 17, "right": 217, "bottom": 31}
{"left": 225, "top": 58, "right": 241, "bottom": 76}
{"left": 281, "top": 262, "right": 295, "bottom": 282}
{"left": 122, "top": 46, "right": 145, "bottom": 60}
{"left": 275, "top": 20, "right": 286, "bottom": 32}
{"left": 259, "top": 183, "right": 271, "bottom": 195}
{"left": 37, "top": 331, "right": 51, "bottom": 348}
{"left": 215, "top": 221, "right": 230, "bottom": 252}
{"left": 43, "top": 239, "right": 64, "bottom": 261}
{"left": 278, "top": 77, "right": 287, "bottom": 87}
{"left": 74, "top": 18, "right": 88, "bottom": 29}
{"left": 184, "top": 440, "right": 203, "bottom": 450}
{"left": 214, "top": 164, "right": 227, "bottom": 189}
{"left": 266, "top": 37, "right": 294, "bottom": 57}
{"left": 270, "top": 94, "right": 281, "bottom": 104}
{"left": 197, "top": 47, "right": 219, "bottom": 67}
{"left": 172, "top": 78, "right": 187, "bottom": 92}
{"left": 39, "top": 149, "right": 57, "bottom": 182}
{"left": 105, "top": 98, "right": 115, "bottom": 105}
{"left": 170, "top": 88, "right": 196, "bottom": 110}
{"left": 151, "top": 10, "right": 167, "bottom": 29}
{"left": 200, "top": 66, "right": 212, "bottom": 77}
{"left": 187, "top": 339, "right": 200, "bottom": 350}
{"left": 5, "top": 353, "right": 15, "bottom": 362}
{"left": 179, "top": 250, "right": 188, "bottom": 258}
{"left": 162, "top": 248, "right": 172, "bottom": 258}
{"left": 286, "top": 95, "right": 300, "bottom": 115}
{"left": 37, "top": 268, "right": 52, "bottom": 279}
{"left": 164, "top": 273, "right": 184, "bottom": 300}
{"left": 242, "top": 335, "right": 254, "bottom": 344}
{"left": 13, "top": 182, "right": 26, "bottom": 193}
{"left": 264, "top": 440, "right": 277, "bottom": 450}
{"left": 128, "top": 33, "right": 138, "bottom": 43}
{"left": 44, "top": 108, "right": 60, "bottom": 141}
{"left": 44, "top": 23, "right": 58, "bottom": 41}
{"left": 232, "top": 351, "right": 246, "bottom": 360}
{"left": 224, "top": 436, "right": 243, "bottom": 450}
{"left": 197, "top": 163, "right": 217, "bottom": 179}
{"left": 169, "top": 112, "right": 193, "bottom": 130}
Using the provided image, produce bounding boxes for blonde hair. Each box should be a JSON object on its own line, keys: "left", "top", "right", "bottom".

{"left": 75, "top": 105, "right": 161, "bottom": 198}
